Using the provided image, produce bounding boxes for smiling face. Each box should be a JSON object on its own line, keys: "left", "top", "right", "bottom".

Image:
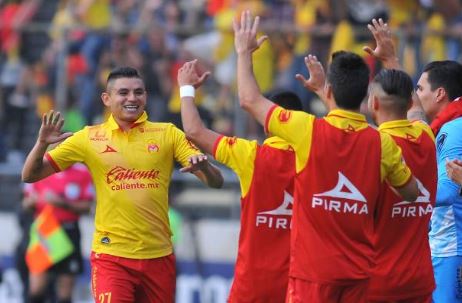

{"left": 101, "top": 77, "right": 147, "bottom": 128}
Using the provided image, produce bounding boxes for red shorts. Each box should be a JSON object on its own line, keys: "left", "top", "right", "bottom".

{"left": 90, "top": 252, "right": 176, "bottom": 303}
{"left": 368, "top": 294, "right": 432, "bottom": 303}
{"left": 286, "top": 277, "right": 369, "bottom": 303}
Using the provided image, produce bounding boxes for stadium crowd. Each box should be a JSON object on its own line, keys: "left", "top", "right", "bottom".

{"left": 2, "top": 0, "right": 462, "bottom": 160}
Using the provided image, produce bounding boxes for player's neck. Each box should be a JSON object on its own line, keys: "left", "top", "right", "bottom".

{"left": 114, "top": 117, "right": 134, "bottom": 132}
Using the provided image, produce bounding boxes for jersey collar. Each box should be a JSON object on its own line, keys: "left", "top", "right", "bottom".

{"left": 327, "top": 109, "right": 367, "bottom": 122}
{"left": 378, "top": 119, "right": 411, "bottom": 131}
{"left": 106, "top": 111, "right": 148, "bottom": 131}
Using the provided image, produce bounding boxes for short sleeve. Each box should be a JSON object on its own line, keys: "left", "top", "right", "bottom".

{"left": 267, "top": 106, "right": 315, "bottom": 172}
{"left": 46, "top": 129, "right": 88, "bottom": 171}
{"left": 214, "top": 136, "right": 258, "bottom": 196}
{"left": 170, "top": 125, "right": 202, "bottom": 167}
{"left": 380, "top": 132, "right": 412, "bottom": 187}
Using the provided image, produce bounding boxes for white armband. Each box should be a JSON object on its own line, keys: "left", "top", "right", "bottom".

{"left": 180, "top": 85, "right": 195, "bottom": 98}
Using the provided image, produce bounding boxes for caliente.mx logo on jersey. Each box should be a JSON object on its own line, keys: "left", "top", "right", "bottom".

{"left": 256, "top": 191, "right": 293, "bottom": 229}
{"left": 391, "top": 179, "right": 432, "bottom": 218}
{"left": 312, "top": 172, "right": 368, "bottom": 215}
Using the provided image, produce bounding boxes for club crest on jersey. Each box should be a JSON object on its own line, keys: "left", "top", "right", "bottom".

{"left": 391, "top": 179, "right": 433, "bottom": 218}
{"left": 312, "top": 172, "right": 368, "bottom": 215}
{"left": 256, "top": 191, "right": 293, "bottom": 229}
{"left": 147, "top": 141, "right": 159, "bottom": 153}
{"left": 278, "top": 110, "right": 292, "bottom": 123}
{"left": 437, "top": 133, "right": 447, "bottom": 153}
{"left": 226, "top": 137, "right": 237, "bottom": 146}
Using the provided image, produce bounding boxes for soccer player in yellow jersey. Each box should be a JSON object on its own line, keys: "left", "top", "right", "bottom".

{"left": 22, "top": 67, "right": 224, "bottom": 303}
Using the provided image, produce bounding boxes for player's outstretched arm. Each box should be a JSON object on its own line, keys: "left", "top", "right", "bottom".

{"left": 446, "top": 159, "right": 462, "bottom": 186}
{"left": 178, "top": 59, "right": 220, "bottom": 155}
{"left": 22, "top": 111, "right": 73, "bottom": 183}
{"left": 178, "top": 60, "right": 224, "bottom": 188}
{"left": 363, "top": 18, "right": 401, "bottom": 70}
{"left": 393, "top": 176, "right": 419, "bottom": 202}
{"left": 295, "top": 54, "right": 335, "bottom": 111}
{"left": 180, "top": 154, "right": 224, "bottom": 188}
{"left": 234, "top": 10, "right": 274, "bottom": 126}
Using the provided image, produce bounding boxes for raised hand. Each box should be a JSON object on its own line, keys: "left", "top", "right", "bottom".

{"left": 363, "top": 18, "right": 400, "bottom": 69}
{"left": 178, "top": 59, "right": 211, "bottom": 89}
{"left": 179, "top": 154, "right": 209, "bottom": 173}
{"left": 295, "top": 54, "right": 326, "bottom": 94}
{"left": 233, "top": 10, "right": 268, "bottom": 54}
{"left": 38, "top": 111, "right": 73, "bottom": 145}
{"left": 295, "top": 54, "right": 335, "bottom": 110}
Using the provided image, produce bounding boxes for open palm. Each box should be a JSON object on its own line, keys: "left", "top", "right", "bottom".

{"left": 38, "top": 111, "right": 73, "bottom": 144}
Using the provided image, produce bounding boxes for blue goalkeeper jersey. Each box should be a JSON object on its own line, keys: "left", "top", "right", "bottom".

{"left": 429, "top": 116, "right": 462, "bottom": 257}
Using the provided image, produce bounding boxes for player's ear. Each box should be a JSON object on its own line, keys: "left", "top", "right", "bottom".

{"left": 325, "top": 83, "right": 332, "bottom": 100}
{"left": 101, "top": 92, "right": 111, "bottom": 107}
{"left": 435, "top": 87, "right": 447, "bottom": 103}
{"left": 372, "top": 95, "right": 380, "bottom": 110}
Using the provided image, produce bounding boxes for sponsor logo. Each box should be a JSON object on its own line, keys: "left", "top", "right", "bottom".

{"left": 101, "top": 145, "right": 117, "bottom": 153}
{"left": 256, "top": 191, "right": 293, "bottom": 229}
{"left": 106, "top": 166, "right": 160, "bottom": 184}
{"left": 139, "top": 127, "right": 165, "bottom": 133}
{"left": 312, "top": 172, "right": 368, "bottom": 215}
{"left": 391, "top": 179, "right": 433, "bottom": 218}
{"left": 101, "top": 236, "right": 110, "bottom": 245}
{"left": 90, "top": 130, "right": 108, "bottom": 141}
{"left": 278, "top": 110, "right": 292, "bottom": 123}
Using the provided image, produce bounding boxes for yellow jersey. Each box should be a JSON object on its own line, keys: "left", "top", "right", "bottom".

{"left": 266, "top": 107, "right": 412, "bottom": 186}
{"left": 47, "top": 112, "right": 201, "bottom": 259}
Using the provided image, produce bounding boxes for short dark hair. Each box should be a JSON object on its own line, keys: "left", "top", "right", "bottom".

{"left": 106, "top": 66, "right": 143, "bottom": 89}
{"left": 423, "top": 60, "right": 462, "bottom": 101}
{"left": 372, "top": 69, "right": 413, "bottom": 113}
{"left": 327, "top": 51, "right": 370, "bottom": 110}
{"left": 267, "top": 90, "right": 303, "bottom": 111}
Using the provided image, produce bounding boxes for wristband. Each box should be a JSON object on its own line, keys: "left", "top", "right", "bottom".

{"left": 180, "top": 85, "right": 195, "bottom": 98}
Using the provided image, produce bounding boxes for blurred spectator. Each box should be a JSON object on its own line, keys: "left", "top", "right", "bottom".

{"left": 433, "top": 0, "right": 462, "bottom": 61}
{"left": 74, "top": 0, "right": 111, "bottom": 125}
{"left": 2, "top": 0, "right": 462, "bottom": 153}
{"left": 0, "top": 47, "right": 30, "bottom": 153}
{"left": 288, "top": 0, "right": 335, "bottom": 112}
{"left": 139, "top": 26, "right": 175, "bottom": 121}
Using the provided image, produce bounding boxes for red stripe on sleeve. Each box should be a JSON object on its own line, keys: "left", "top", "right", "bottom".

{"left": 264, "top": 105, "right": 278, "bottom": 134}
{"left": 212, "top": 135, "right": 225, "bottom": 158}
{"left": 45, "top": 153, "right": 61, "bottom": 172}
